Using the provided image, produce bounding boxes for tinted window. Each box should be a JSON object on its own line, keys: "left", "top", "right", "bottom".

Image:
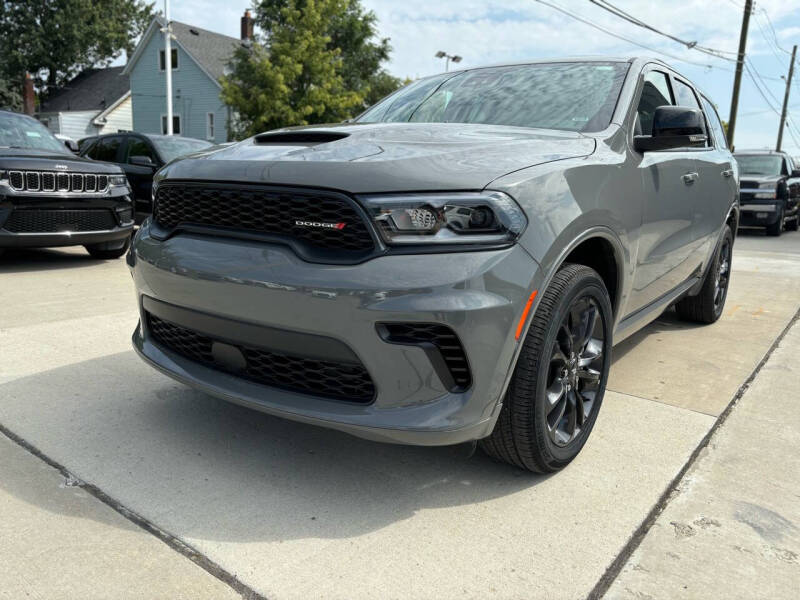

{"left": 673, "top": 79, "right": 701, "bottom": 109}
{"left": 89, "top": 136, "right": 122, "bottom": 162}
{"left": 125, "top": 137, "right": 157, "bottom": 163}
{"left": 161, "top": 115, "right": 181, "bottom": 135}
{"left": 358, "top": 62, "right": 629, "bottom": 133}
{"left": 635, "top": 71, "right": 673, "bottom": 136}
{"left": 0, "top": 111, "right": 70, "bottom": 153}
{"left": 701, "top": 97, "right": 728, "bottom": 149}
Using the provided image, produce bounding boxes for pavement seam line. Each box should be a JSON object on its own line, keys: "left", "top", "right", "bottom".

{"left": 587, "top": 306, "right": 800, "bottom": 600}
{"left": 604, "top": 388, "right": 720, "bottom": 418}
{"left": 0, "top": 422, "right": 268, "bottom": 600}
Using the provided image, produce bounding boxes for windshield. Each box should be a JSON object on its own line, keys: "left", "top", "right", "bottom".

{"left": 0, "top": 111, "right": 70, "bottom": 153}
{"left": 149, "top": 136, "right": 213, "bottom": 162}
{"left": 735, "top": 154, "right": 784, "bottom": 176}
{"left": 357, "top": 62, "right": 629, "bottom": 133}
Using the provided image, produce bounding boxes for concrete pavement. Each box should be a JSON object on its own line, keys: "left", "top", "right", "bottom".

{"left": 0, "top": 229, "right": 798, "bottom": 599}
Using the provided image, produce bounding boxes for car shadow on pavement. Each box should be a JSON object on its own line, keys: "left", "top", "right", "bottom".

{"left": 0, "top": 351, "right": 548, "bottom": 544}
{"left": 0, "top": 247, "right": 107, "bottom": 273}
{"left": 611, "top": 307, "right": 707, "bottom": 363}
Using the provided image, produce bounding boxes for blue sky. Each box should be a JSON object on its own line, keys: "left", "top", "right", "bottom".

{"left": 154, "top": 0, "right": 800, "bottom": 153}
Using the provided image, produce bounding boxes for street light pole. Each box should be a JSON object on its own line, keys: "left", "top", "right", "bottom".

{"left": 164, "top": 0, "right": 173, "bottom": 135}
{"left": 776, "top": 45, "right": 797, "bottom": 152}
{"left": 727, "top": 0, "right": 753, "bottom": 150}
{"left": 435, "top": 51, "right": 462, "bottom": 72}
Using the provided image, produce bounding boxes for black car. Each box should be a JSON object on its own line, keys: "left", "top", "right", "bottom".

{"left": 80, "top": 133, "right": 212, "bottom": 222}
{"left": 0, "top": 110, "right": 133, "bottom": 259}
{"left": 735, "top": 150, "right": 800, "bottom": 236}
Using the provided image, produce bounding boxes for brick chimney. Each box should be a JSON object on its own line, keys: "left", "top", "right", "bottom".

{"left": 240, "top": 10, "right": 254, "bottom": 41}
{"left": 22, "top": 73, "right": 35, "bottom": 115}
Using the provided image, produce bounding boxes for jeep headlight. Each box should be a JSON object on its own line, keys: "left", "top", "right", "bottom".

{"left": 361, "top": 191, "right": 527, "bottom": 246}
{"left": 109, "top": 174, "right": 128, "bottom": 187}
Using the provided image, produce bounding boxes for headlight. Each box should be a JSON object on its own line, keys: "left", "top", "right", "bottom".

{"left": 361, "top": 191, "right": 526, "bottom": 246}
{"left": 109, "top": 174, "right": 128, "bottom": 187}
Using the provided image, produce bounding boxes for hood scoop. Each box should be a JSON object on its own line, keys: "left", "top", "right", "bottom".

{"left": 254, "top": 131, "right": 349, "bottom": 146}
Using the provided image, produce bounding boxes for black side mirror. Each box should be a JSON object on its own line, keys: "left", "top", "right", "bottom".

{"left": 634, "top": 106, "right": 708, "bottom": 152}
{"left": 130, "top": 155, "right": 156, "bottom": 169}
{"left": 64, "top": 139, "right": 79, "bottom": 154}
{"left": 791, "top": 169, "right": 800, "bottom": 178}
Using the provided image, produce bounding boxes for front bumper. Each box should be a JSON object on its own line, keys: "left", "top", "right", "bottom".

{"left": 739, "top": 202, "right": 782, "bottom": 227}
{"left": 0, "top": 188, "right": 133, "bottom": 247}
{"left": 130, "top": 222, "right": 542, "bottom": 445}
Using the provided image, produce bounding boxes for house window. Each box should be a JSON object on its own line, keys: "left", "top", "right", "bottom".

{"left": 159, "top": 48, "right": 178, "bottom": 71}
{"left": 161, "top": 114, "right": 181, "bottom": 135}
{"left": 206, "top": 112, "right": 215, "bottom": 140}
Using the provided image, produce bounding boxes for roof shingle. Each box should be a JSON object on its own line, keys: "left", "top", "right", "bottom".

{"left": 39, "top": 67, "right": 129, "bottom": 113}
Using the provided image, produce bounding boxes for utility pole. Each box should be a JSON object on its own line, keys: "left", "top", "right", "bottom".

{"left": 776, "top": 44, "right": 797, "bottom": 152}
{"left": 164, "top": 0, "right": 173, "bottom": 135}
{"left": 727, "top": 0, "right": 753, "bottom": 150}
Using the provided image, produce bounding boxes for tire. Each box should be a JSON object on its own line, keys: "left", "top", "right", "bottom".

{"left": 84, "top": 235, "right": 130, "bottom": 260}
{"left": 766, "top": 207, "right": 784, "bottom": 236}
{"left": 787, "top": 214, "right": 799, "bottom": 232}
{"left": 675, "top": 224, "right": 733, "bottom": 324}
{"left": 480, "top": 264, "right": 613, "bottom": 473}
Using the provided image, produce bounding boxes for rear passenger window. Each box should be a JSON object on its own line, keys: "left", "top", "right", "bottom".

{"left": 125, "top": 138, "right": 157, "bottom": 164}
{"left": 635, "top": 71, "right": 673, "bottom": 136}
{"left": 701, "top": 96, "right": 728, "bottom": 150}
{"left": 89, "top": 136, "right": 123, "bottom": 162}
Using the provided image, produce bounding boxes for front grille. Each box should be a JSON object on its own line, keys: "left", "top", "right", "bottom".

{"left": 378, "top": 323, "right": 472, "bottom": 392}
{"left": 154, "top": 184, "right": 375, "bottom": 254}
{"left": 147, "top": 313, "right": 376, "bottom": 403}
{"left": 7, "top": 170, "right": 109, "bottom": 193}
{"left": 3, "top": 209, "right": 117, "bottom": 233}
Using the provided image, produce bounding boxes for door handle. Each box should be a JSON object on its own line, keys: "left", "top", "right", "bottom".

{"left": 681, "top": 172, "right": 699, "bottom": 185}
{"left": 721, "top": 169, "right": 734, "bottom": 178}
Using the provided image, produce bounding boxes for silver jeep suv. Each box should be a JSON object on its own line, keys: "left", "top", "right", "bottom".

{"left": 129, "top": 57, "right": 738, "bottom": 472}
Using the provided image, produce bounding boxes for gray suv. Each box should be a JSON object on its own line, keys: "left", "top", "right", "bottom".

{"left": 129, "top": 58, "right": 738, "bottom": 472}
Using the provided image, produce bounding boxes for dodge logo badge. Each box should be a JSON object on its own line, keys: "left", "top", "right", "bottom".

{"left": 295, "top": 220, "right": 346, "bottom": 230}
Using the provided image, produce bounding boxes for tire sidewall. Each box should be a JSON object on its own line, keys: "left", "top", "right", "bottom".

{"left": 530, "top": 271, "right": 613, "bottom": 467}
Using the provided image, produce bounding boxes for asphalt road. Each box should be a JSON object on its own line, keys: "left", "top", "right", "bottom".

{"left": 1, "top": 228, "right": 798, "bottom": 599}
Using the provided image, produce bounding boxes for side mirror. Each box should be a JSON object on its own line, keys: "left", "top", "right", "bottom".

{"left": 64, "top": 139, "right": 79, "bottom": 154}
{"left": 791, "top": 169, "right": 800, "bottom": 178}
{"left": 634, "top": 106, "right": 708, "bottom": 152}
{"left": 130, "top": 155, "right": 156, "bottom": 168}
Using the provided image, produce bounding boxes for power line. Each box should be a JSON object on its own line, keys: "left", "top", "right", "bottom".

{"left": 587, "top": 0, "right": 737, "bottom": 62}
{"left": 758, "top": 8, "right": 791, "bottom": 55}
{"left": 532, "top": 0, "right": 728, "bottom": 70}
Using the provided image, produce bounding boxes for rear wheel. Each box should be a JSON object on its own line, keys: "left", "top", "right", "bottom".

{"left": 84, "top": 236, "right": 130, "bottom": 260}
{"left": 480, "top": 264, "right": 612, "bottom": 473}
{"left": 675, "top": 225, "right": 732, "bottom": 324}
{"left": 766, "top": 207, "right": 784, "bottom": 236}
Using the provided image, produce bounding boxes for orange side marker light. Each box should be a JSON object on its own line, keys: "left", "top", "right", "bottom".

{"left": 515, "top": 290, "right": 538, "bottom": 340}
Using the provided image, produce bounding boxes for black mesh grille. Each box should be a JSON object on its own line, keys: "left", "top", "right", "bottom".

{"left": 147, "top": 313, "right": 375, "bottom": 403}
{"left": 57, "top": 173, "right": 70, "bottom": 190}
{"left": 9, "top": 171, "right": 23, "bottom": 189}
{"left": 98, "top": 175, "right": 108, "bottom": 190}
{"left": 379, "top": 323, "right": 471, "bottom": 391}
{"left": 71, "top": 174, "right": 83, "bottom": 192}
{"left": 3, "top": 209, "right": 117, "bottom": 233}
{"left": 85, "top": 174, "right": 97, "bottom": 192}
{"left": 154, "top": 184, "right": 375, "bottom": 253}
{"left": 41, "top": 172, "right": 56, "bottom": 191}
{"left": 25, "top": 172, "right": 40, "bottom": 190}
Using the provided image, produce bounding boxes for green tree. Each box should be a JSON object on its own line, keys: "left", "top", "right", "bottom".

{"left": 0, "top": 75, "right": 22, "bottom": 111}
{"left": 254, "top": 0, "right": 400, "bottom": 108}
{"left": 221, "top": 0, "right": 365, "bottom": 138}
{"left": 0, "top": 0, "right": 154, "bottom": 97}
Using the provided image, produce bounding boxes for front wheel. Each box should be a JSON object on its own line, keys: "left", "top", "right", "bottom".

{"left": 766, "top": 207, "right": 784, "bottom": 236}
{"left": 480, "top": 264, "right": 613, "bottom": 473}
{"left": 85, "top": 236, "right": 131, "bottom": 260}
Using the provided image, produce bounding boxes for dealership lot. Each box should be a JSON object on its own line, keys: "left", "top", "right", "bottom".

{"left": 1, "top": 231, "right": 799, "bottom": 599}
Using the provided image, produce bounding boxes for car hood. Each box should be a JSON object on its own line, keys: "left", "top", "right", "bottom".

{"left": 158, "top": 123, "right": 596, "bottom": 193}
{"left": 0, "top": 149, "right": 123, "bottom": 174}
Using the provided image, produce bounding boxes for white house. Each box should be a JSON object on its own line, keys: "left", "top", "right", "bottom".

{"left": 37, "top": 67, "right": 132, "bottom": 141}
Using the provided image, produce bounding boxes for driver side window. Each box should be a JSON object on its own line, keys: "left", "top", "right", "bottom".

{"left": 635, "top": 71, "right": 674, "bottom": 136}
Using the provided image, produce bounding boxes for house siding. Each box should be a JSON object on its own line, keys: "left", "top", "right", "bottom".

{"left": 39, "top": 110, "right": 99, "bottom": 140}
{"left": 98, "top": 95, "right": 133, "bottom": 134}
{"left": 129, "top": 34, "right": 229, "bottom": 142}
